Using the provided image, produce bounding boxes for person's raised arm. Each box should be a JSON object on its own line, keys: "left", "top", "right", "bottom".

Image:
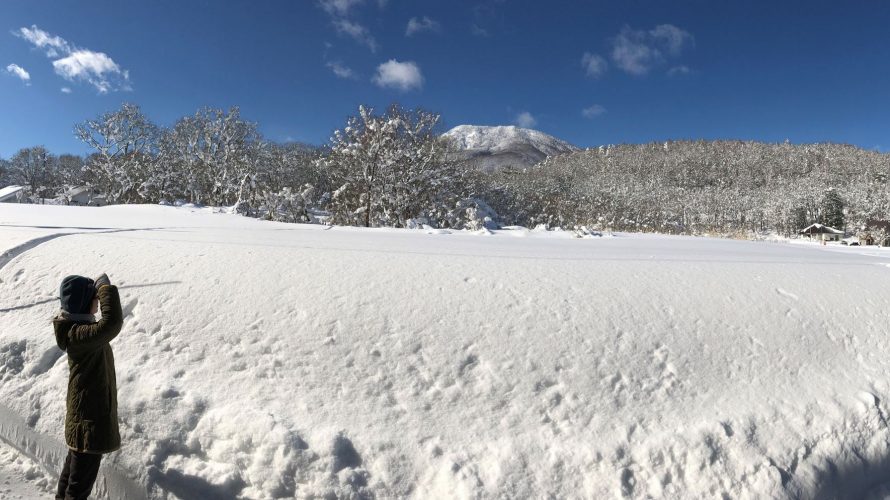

{"left": 67, "top": 282, "right": 123, "bottom": 352}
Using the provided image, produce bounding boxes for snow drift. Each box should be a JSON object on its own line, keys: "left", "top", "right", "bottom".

{"left": 1, "top": 204, "right": 890, "bottom": 499}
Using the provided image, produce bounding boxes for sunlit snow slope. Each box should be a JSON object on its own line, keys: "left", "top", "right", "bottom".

{"left": 2, "top": 204, "right": 890, "bottom": 499}
{"left": 442, "top": 125, "right": 578, "bottom": 171}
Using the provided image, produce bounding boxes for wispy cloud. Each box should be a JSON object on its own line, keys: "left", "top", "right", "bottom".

{"left": 318, "top": 0, "right": 364, "bottom": 17}
{"left": 667, "top": 65, "right": 691, "bottom": 76}
{"left": 514, "top": 111, "right": 537, "bottom": 128}
{"left": 611, "top": 24, "right": 693, "bottom": 75}
{"left": 14, "top": 25, "right": 70, "bottom": 57}
{"left": 650, "top": 24, "right": 694, "bottom": 56}
{"left": 318, "top": 0, "right": 379, "bottom": 52}
{"left": 332, "top": 18, "right": 378, "bottom": 52}
{"left": 611, "top": 27, "right": 660, "bottom": 75}
{"left": 581, "top": 52, "right": 608, "bottom": 79}
{"left": 582, "top": 104, "right": 606, "bottom": 118}
{"left": 326, "top": 60, "right": 356, "bottom": 79}
{"left": 61, "top": 86, "right": 72, "bottom": 94}
{"left": 406, "top": 16, "right": 441, "bottom": 36}
{"left": 372, "top": 59, "right": 423, "bottom": 91}
{"left": 12, "top": 24, "right": 130, "bottom": 93}
{"left": 5, "top": 63, "right": 31, "bottom": 84}
{"left": 471, "top": 24, "right": 490, "bottom": 37}
{"left": 471, "top": 0, "right": 505, "bottom": 37}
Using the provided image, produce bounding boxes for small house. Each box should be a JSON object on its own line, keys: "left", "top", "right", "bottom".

{"left": 0, "top": 185, "right": 27, "bottom": 203}
{"left": 860, "top": 220, "right": 890, "bottom": 247}
{"left": 799, "top": 223, "right": 844, "bottom": 242}
{"left": 64, "top": 186, "right": 106, "bottom": 206}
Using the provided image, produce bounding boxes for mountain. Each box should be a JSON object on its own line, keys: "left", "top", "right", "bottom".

{"left": 442, "top": 125, "right": 579, "bottom": 172}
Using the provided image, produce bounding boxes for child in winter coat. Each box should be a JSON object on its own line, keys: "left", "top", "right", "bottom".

{"left": 52, "top": 273, "right": 123, "bottom": 500}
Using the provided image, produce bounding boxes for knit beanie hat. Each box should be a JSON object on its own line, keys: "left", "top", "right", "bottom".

{"left": 59, "top": 275, "right": 96, "bottom": 314}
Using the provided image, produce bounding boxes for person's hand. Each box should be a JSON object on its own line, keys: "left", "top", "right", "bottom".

{"left": 95, "top": 273, "right": 111, "bottom": 289}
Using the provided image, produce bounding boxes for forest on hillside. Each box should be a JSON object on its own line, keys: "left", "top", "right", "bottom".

{"left": 2, "top": 103, "right": 888, "bottom": 238}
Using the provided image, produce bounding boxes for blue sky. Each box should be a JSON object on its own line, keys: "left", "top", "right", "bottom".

{"left": 1, "top": 0, "right": 889, "bottom": 158}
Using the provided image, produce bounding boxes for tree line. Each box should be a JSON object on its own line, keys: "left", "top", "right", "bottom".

{"left": 482, "top": 140, "right": 889, "bottom": 236}
{"left": 1, "top": 102, "right": 888, "bottom": 237}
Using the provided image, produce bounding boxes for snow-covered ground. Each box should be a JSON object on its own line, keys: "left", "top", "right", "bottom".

{"left": 0, "top": 438, "right": 55, "bottom": 499}
{"left": 1, "top": 204, "right": 890, "bottom": 499}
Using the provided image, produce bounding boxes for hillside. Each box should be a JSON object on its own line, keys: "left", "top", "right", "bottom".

{"left": 442, "top": 125, "right": 579, "bottom": 172}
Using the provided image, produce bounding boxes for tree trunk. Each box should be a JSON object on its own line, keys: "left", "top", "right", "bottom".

{"left": 364, "top": 186, "right": 372, "bottom": 227}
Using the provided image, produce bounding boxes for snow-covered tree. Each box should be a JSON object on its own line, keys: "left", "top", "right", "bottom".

{"left": 159, "top": 107, "right": 259, "bottom": 205}
{"left": 8, "top": 146, "right": 58, "bottom": 198}
{"left": 57, "top": 154, "right": 86, "bottom": 189}
{"left": 0, "top": 157, "right": 9, "bottom": 185}
{"left": 819, "top": 188, "right": 845, "bottom": 230}
{"left": 76, "top": 103, "right": 158, "bottom": 203}
{"left": 319, "top": 104, "right": 468, "bottom": 228}
{"left": 485, "top": 139, "right": 888, "bottom": 237}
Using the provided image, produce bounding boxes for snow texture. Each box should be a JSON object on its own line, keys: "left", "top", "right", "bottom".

{"left": 442, "top": 125, "right": 578, "bottom": 172}
{"left": 2, "top": 204, "right": 890, "bottom": 499}
{"left": 0, "top": 437, "right": 55, "bottom": 499}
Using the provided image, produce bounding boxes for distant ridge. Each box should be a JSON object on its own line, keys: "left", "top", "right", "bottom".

{"left": 442, "top": 125, "right": 579, "bottom": 172}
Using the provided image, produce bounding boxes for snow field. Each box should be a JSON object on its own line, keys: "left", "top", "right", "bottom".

{"left": 0, "top": 437, "right": 55, "bottom": 499}
{"left": 1, "top": 204, "right": 890, "bottom": 499}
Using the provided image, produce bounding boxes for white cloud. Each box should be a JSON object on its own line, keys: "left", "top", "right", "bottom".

{"left": 5, "top": 63, "right": 31, "bottom": 83}
{"left": 333, "top": 19, "right": 378, "bottom": 52}
{"left": 650, "top": 24, "right": 694, "bottom": 56}
{"left": 581, "top": 52, "right": 607, "bottom": 78}
{"left": 326, "top": 60, "right": 356, "bottom": 79}
{"left": 406, "top": 16, "right": 441, "bottom": 36}
{"left": 611, "top": 27, "right": 660, "bottom": 75}
{"left": 14, "top": 25, "right": 70, "bottom": 57}
{"left": 372, "top": 59, "right": 423, "bottom": 91}
{"left": 514, "top": 111, "right": 537, "bottom": 128}
{"left": 12, "top": 24, "right": 130, "bottom": 93}
{"left": 582, "top": 104, "right": 606, "bottom": 118}
{"left": 52, "top": 50, "right": 124, "bottom": 94}
{"left": 610, "top": 24, "right": 693, "bottom": 75}
{"left": 61, "top": 86, "right": 72, "bottom": 93}
{"left": 318, "top": 0, "right": 363, "bottom": 16}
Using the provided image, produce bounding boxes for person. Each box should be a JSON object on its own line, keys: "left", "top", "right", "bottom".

{"left": 52, "top": 273, "right": 123, "bottom": 500}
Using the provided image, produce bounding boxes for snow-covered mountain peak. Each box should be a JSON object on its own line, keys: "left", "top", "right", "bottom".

{"left": 444, "top": 125, "right": 577, "bottom": 155}
{"left": 442, "top": 125, "right": 578, "bottom": 171}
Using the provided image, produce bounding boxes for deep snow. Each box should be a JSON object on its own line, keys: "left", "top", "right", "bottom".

{"left": 0, "top": 438, "right": 55, "bottom": 498}
{"left": 1, "top": 204, "right": 890, "bottom": 499}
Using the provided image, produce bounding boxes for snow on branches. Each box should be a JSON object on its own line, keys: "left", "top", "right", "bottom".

{"left": 319, "top": 104, "right": 475, "bottom": 228}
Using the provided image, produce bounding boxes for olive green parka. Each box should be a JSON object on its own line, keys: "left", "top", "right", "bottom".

{"left": 53, "top": 285, "right": 123, "bottom": 454}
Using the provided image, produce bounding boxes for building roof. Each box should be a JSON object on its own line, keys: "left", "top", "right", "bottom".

{"left": 65, "top": 186, "right": 92, "bottom": 197}
{"left": 0, "top": 185, "right": 25, "bottom": 201}
{"left": 800, "top": 223, "right": 844, "bottom": 235}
